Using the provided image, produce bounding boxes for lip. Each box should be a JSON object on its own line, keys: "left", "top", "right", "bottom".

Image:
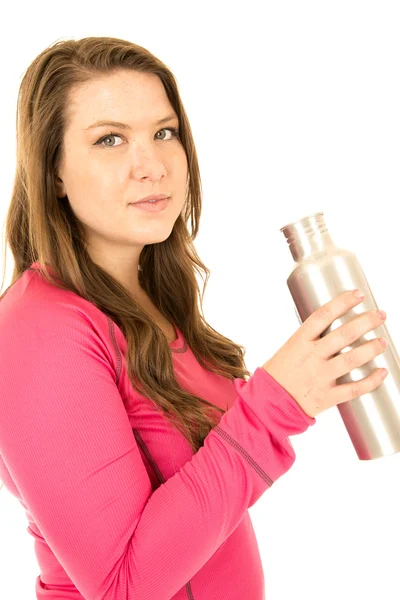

{"left": 132, "top": 193, "right": 170, "bottom": 204}
{"left": 128, "top": 196, "right": 170, "bottom": 213}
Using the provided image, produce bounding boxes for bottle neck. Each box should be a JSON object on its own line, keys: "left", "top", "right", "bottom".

{"left": 280, "top": 212, "right": 335, "bottom": 263}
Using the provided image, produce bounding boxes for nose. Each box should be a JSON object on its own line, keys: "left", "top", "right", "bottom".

{"left": 129, "top": 146, "right": 167, "bottom": 180}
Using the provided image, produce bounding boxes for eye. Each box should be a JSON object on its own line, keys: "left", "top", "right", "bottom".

{"left": 94, "top": 126, "right": 180, "bottom": 148}
{"left": 94, "top": 132, "right": 124, "bottom": 148}
{"left": 155, "top": 126, "right": 180, "bottom": 141}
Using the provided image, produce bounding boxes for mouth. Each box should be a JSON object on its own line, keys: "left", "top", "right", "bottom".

{"left": 128, "top": 196, "right": 170, "bottom": 212}
{"left": 132, "top": 193, "right": 170, "bottom": 204}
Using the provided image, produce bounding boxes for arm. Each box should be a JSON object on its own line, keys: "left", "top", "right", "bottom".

{"left": 0, "top": 305, "right": 315, "bottom": 600}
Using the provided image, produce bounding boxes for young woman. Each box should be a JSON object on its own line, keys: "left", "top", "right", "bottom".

{"left": 1, "top": 35, "right": 384, "bottom": 600}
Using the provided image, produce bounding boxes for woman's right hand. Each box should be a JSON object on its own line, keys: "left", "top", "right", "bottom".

{"left": 262, "top": 290, "right": 388, "bottom": 418}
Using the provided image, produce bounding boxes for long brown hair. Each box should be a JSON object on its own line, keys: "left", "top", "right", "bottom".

{"left": 0, "top": 36, "right": 251, "bottom": 454}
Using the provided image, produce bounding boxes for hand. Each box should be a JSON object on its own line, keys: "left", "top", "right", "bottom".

{"left": 262, "top": 290, "right": 388, "bottom": 418}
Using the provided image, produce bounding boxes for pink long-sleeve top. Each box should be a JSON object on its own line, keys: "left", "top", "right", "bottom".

{"left": 0, "top": 261, "right": 316, "bottom": 600}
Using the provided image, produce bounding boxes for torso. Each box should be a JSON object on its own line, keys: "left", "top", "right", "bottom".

{"left": 135, "top": 293, "right": 177, "bottom": 343}
{"left": 150, "top": 313, "right": 177, "bottom": 343}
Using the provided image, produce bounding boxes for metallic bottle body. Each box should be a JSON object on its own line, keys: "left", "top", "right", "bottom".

{"left": 280, "top": 212, "right": 400, "bottom": 460}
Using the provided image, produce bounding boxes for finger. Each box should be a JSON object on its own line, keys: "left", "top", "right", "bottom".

{"left": 328, "top": 366, "right": 388, "bottom": 408}
{"left": 328, "top": 337, "right": 386, "bottom": 380}
{"left": 300, "top": 290, "right": 364, "bottom": 342}
{"left": 317, "top": 309, "right": 384, "bottom": 359}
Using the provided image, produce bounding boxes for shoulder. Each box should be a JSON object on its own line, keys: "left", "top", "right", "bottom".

{"left": 0, "top": 266, "right": 127, "bottom": 380}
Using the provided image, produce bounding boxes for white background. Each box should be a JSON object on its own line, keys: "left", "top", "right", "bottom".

{"left": 1, "top": 1, "right": 400, "bottom": 598}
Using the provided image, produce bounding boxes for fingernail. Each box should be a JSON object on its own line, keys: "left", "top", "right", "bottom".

{"left": 353, "top": 289, "right": 364, "bottom": 299}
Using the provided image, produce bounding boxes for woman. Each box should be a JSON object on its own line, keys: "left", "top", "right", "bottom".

{"left": 0, "top": 36, "right": 315, "bottom": 600}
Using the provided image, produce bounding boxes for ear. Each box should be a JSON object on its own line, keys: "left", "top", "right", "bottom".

{"left": 55, "top": 175, "right": 67, "bottom": 199}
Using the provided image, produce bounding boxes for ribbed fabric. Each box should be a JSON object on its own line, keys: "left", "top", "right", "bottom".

{"left": 0, "top": 262, "right": 316, "bottom": 600}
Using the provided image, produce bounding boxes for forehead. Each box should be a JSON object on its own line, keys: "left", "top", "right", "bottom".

{"left": 67, "top": 70, "right": 174, "bottom": 128}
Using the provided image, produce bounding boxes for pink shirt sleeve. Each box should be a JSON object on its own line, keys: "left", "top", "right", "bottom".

{"left": 0, "top": 302, "right": 315, "bottom": 600}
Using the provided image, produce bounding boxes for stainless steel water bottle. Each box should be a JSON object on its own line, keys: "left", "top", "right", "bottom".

{"left": 280, "top": 211, "right": 400, "bottom": 461}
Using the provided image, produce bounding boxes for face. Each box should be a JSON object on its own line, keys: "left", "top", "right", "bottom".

{"left": 55, "top": 69, "right": 188, "bottom": 295}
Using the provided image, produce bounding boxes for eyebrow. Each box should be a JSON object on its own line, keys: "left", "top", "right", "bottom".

{"left": 85, "top": 113, "right": 178, "bottom": 131}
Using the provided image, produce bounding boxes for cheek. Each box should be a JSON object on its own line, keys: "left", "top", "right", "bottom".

{"left": 72, "top": 147, "right": 122, "bottom": 185}
{"left": 66, "top": 183, "right": 117, "bottom": 230}
{"left": 175, "top": 146, "right": 188, "bottom": 170}
{"left": 70, "top": 163, "right": 123, "bottom": 209}
{"left": 69, "top": 199, "right": 122, "bottom": 242}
